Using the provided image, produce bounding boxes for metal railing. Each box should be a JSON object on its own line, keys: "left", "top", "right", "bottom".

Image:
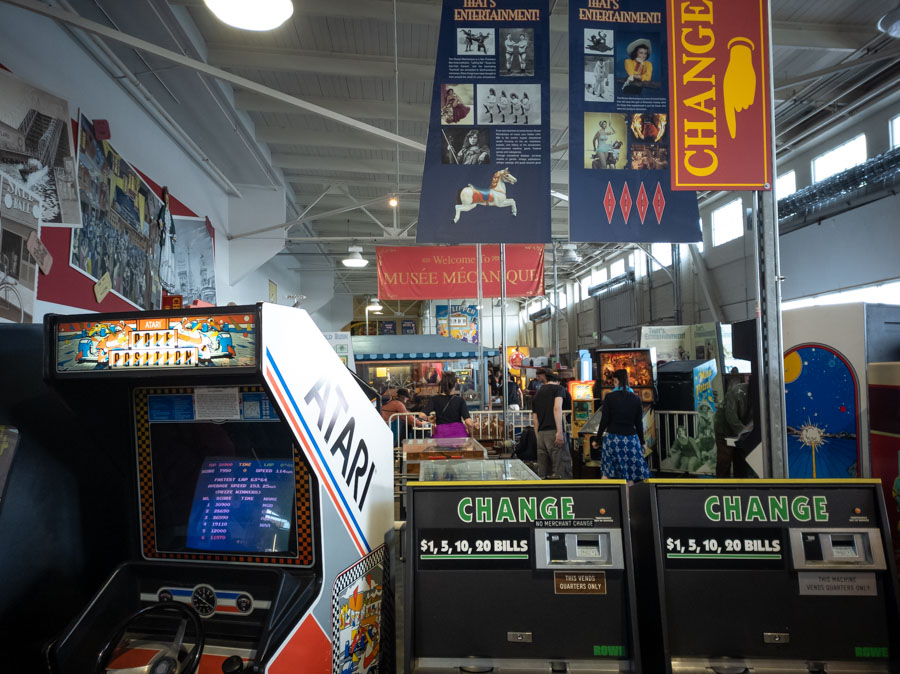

{"left": 654, "top": 410, "right": 715, "bottom": 475}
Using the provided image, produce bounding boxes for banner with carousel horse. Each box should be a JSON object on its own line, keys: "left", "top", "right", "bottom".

{"left": 416, "top": 0, "right": 551, "bottom": 244}
{"left": 568, "top": 0, "right": 701, "bottom": 243}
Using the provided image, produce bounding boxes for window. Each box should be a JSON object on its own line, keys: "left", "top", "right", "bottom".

{"left": 580, "top": 275, "right": 591, "bottom": 298}
{"left": 559, "top": 292, "right": 567, "bottom": 310}
{"left": 610, "top": 258, "right": 625, "bottom": 278}
{"left": 811, "top": 133, "right": 866, "bottom": 183}
{"left": 649, "top": 243, "right": 672, "bottom": 269}
{"left": 892, "top": 114, "right": 900, "bottom": 150}
{"left": 591, "top": 267, "right": 607, "bottom": 286}
{"left": 711, "top": 198, "right": 744, "bottom": 247}
{"left": 776, "top": 170, "right": 797, "bottom": 198}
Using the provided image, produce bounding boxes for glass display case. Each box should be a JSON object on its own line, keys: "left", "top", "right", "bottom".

{"left": 355, "top": 357, "right": 483, "bottom": 406}
{"left": 418, "top": 458, "right": 539, "bottom": 482}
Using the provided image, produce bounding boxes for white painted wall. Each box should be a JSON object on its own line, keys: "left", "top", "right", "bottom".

{"left": 0, "top": 4, "right": 306, "bottom": 319}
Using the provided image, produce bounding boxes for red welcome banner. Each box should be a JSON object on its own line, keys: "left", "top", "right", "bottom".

{"left": 668, "top": 0, "right": 773, "bottom": 190}
{"left": 377, "top": 245, "right": 545, "bottom": 300}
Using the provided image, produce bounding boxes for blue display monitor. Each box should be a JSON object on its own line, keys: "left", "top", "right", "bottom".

{"left": 186, "top": 458, "right": 295, "bottom": 554}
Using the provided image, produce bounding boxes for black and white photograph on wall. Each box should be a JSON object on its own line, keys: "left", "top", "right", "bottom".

{"left": 476, "top": 84, "right": 541, "bottom": 125}
{"left": 457, "top": 28, "right": 494, "bottom": 55}
{"left": 585, "top": 28, "right": 614, "bottom": 54}
{"left": 0, "top": 69, "right": 82, "bottom": 227}
{"left": 171, "top": 215, "right": 217, "bottom": 305}
{"left": 585, "top": 55, "right": 614, "bottom": 103}
{"left": 71, "top": 114, "right": 162, "bottom": 310}
{"left": 442, "top": 127, "right": 491, "bottom": 165}
{"left": 441, "top": 84, "right": 475, "bottom": 125}
{"left": 0, "top": 175, "right": 39, "bottom": 323}
{"left": 499, "top": 28, "right": 534, "bottom": 76}
{"left": 630, "top": 143, "right": 669, "bottom": 170}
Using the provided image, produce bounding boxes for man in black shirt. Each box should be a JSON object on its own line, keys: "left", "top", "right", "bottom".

{"left": 532, "top": 371, "right": 572, "bottom": 478}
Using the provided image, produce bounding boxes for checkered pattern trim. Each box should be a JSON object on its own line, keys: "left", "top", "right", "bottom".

{"left": 136, "top": 385, "right": 315, "bottom": 566}
{"left": 330, "top": 545, "right": 387, "bottom": 673}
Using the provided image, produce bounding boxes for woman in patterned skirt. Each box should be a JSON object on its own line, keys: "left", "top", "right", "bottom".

{"left": 597, "top": 368, "right": 651, "bottom": 482}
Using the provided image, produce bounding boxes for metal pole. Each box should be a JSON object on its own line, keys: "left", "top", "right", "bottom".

{"left": 500, "top": 244, "right": 509, "bottom": 444}
{"left": 476, "top": 244, "right": 485, "bottom": 406}
{"left": 553, "top": 245, "right": 560, "bottom": 369}
{"left": 753, "top": 0, "right": 788, "bottom": 478}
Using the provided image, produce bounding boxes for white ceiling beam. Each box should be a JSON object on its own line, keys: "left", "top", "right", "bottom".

{"left": 191, "top": 1, "right": 877, "bottom": 51}
{"left": 208, "top": 44, "right": 567, "bottom": 90}
{"left": 271, "top": 153, "right": 423, "bottom": 174}
{"left": 770, "top": 21, "right": 876, "bottom": 52}
{"left": 235, "top": 90, "right": 429, "bottom": 120}
{"left": 289, "top": 176, "right": 422, "bottom": 191}
{"left": 258, "top": 126, "right": 423, "bottom": 149}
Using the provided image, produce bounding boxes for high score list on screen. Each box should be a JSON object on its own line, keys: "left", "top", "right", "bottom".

{"left": 188, "top": 459, "right": 294, "bottom": 552}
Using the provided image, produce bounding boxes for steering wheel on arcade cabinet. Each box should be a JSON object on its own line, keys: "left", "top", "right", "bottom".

{"left": 93, "top": 601, "right": 205, "bottom": 674}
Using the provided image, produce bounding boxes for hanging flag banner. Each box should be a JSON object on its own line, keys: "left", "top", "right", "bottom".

{"left": 667, "top": 0, "right": 773, "bottom": 190}
{"left": 377, "top": 244, "right": 544, "bottom": 300}
{"left": 417, "top": 0, "right": 551, "bottom": 244}
{"left": 568, "top": 0, "right": 701, "bottom": 243}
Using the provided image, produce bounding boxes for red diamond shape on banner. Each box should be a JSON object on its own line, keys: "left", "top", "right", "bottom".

{"left": 603, "top": 182, "right": 616, "bottom": 223}
{"left": 636, "top": 182, "right": 649, "bottom": 224}
{"left": 620, "top": 183, "right": 633, "bottom": 222}
{"left": 653, "top": 182, "right": 666, "bottom": 223}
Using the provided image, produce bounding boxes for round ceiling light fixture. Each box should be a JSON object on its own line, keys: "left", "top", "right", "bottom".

{"left": 388, "top": 196, "right": 399, "bottom": 208}
{"left": 366, "top": 298, "right": 383, "bottom": 312}
{"left": 878, "top": 3, "right": 900, "bottom": 38}
{"left": 342, "top": 245, "right": 368, "bottom": 268}
{"left": 203, "top": 0, "right": 294, "bottom": 31}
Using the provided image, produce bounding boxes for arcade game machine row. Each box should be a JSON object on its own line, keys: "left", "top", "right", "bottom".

{"left": 44, "top": 303, "right": 394, "bottom": 674}
{"left": 595, "top": 348, "right": 657, "bottom": 460}
{"left": 403, "top": 479, "right": 641, "bottom": 672}
{"left": 631, "top": 479, "right": 900, "bottom": 673}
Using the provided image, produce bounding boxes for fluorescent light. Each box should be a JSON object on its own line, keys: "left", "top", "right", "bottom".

{"left": 203, "top": 0, "right": 294, "bottom": 31}
{"left": 342, "top": 245, "right": 368, "bottom": 268}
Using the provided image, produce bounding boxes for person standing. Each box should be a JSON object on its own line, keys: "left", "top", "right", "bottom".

{"left": 532, "top": 371, "right": 571, "bottom": 479}
{"left": 714, "top": 381, "right": 752, "bottom": 477}
{"left": 597, "top": 369, "right": 650, "bottom": 482}
{"left": 426, "top": 371, "right": 473, "bottom": 439}
{"left": 506, "top": 370, "right": 523, "bottom": 410}
{"left": 156, "top": 186, "right": 177, "bottom": 293}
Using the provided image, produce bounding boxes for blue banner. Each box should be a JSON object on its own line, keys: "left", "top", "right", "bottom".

{"left": 417, "top": 0, "right": 551, "bottom": 244}
{"left": 568, "top": 0, "right": 700, "bottom": 242}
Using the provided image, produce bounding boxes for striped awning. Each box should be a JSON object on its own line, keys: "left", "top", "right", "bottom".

{"left": 352, "top": 335, "right": 499, "bottom": 361}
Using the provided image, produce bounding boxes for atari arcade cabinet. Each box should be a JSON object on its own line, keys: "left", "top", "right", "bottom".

{"left": 45, "top": 304, "right": 393, "bottom": 673}
{"left": 632, "top": 479, "right": 900, "bottom": 673}
{"left": 404, "top": 479, "right": 641, "bottom": 672}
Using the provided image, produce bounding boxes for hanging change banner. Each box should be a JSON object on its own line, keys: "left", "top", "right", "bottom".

{"left": 667, "top": 0, "right": 773, "bottom": 190}
{"left": 568, "top": 0, "right": 701, "bottom": 243}
{"left": 417, "top": 0, "right": 551, "bottom": 244}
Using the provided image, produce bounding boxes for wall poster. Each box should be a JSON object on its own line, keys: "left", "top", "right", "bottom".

{"left": 437, "top": 304, "right": 479, "bottom": 343}
{"left": 568, "top": 0, "right": 701, "bottom": 242}
{"left": 0, "top": 69, "right": 81, "bottom": 227}
{"left": 170, "top": 215, "right": 216, "bottom": 306}
{"left": 417, "top": 0, "right": 551, "bottom": 244}
{"left": 71, "top": 114, "right": 163, "bottom": 310}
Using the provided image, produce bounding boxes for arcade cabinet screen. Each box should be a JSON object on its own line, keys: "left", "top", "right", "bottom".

{"left": 150, "top": 421, "right": 299, "bottom": 557}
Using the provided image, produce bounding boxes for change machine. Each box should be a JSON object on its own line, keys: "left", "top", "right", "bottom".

{"left": 44, "top": 304, "right": 393, "bottom": 674}
{"left": 404, "top": 479, "right": 640, "bottom": 672}
{"left": 631, "top": 479, "right": 900, "bottom": 673}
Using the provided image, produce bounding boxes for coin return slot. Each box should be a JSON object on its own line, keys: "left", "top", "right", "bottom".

{"left": 534, "top": 528, "right": 624, "bottom": 570}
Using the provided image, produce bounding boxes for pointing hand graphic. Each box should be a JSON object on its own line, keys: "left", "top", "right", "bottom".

{"left": 723, "top": 37, "right": 757, "bottom": 139}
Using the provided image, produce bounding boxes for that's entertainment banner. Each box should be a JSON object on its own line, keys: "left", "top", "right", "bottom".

{"left": 417, "top": 0, "right": 551, "bottom": 243}
{"left": 668, "top": 0, "right": 773, "bottom": 190}
{"left": 568, "top": 0, "right": 701, "bottom": 242}
{"left": 377, "top": 244, "right": 544, "bottom": 300}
